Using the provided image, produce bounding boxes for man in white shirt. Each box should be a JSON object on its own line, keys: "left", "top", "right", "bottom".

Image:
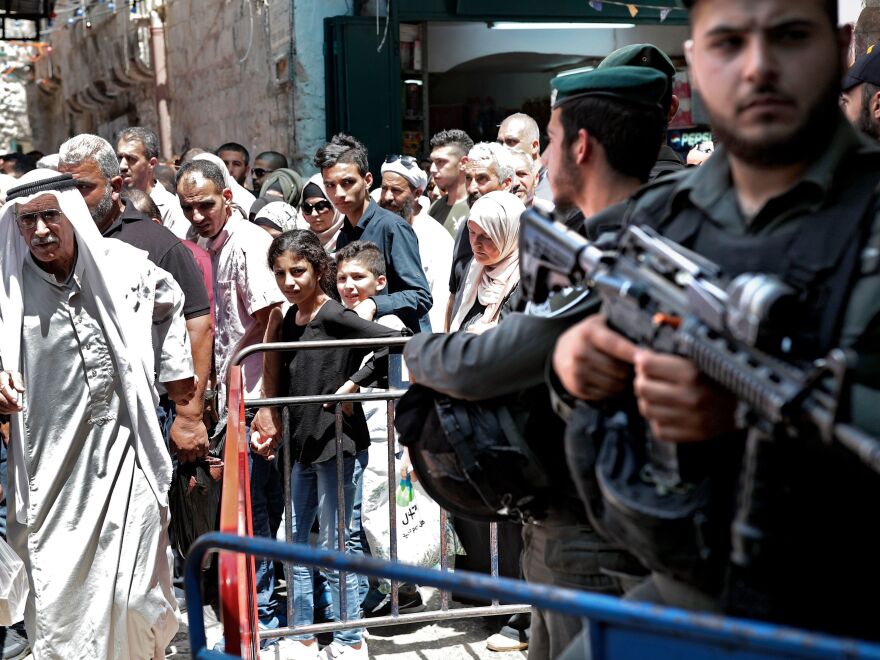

{"left": 175, "top": 158, "right": 287, "bottom": 633}
{"left": 378, "top": 155, "right": 453, "bottom": 332}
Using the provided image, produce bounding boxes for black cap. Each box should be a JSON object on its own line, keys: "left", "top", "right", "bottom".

{"left": 843, "top": 47, "right": 880, "bottom": 92}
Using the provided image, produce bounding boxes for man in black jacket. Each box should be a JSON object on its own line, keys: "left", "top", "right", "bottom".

{"left": 58, "top": 133, "right": 212, "bottom": 463}
{"left": 405, "top": 65, "right": 670, "bottom": 659}
{"left": 316, "top": 134, "right": 432, "bottom": 334}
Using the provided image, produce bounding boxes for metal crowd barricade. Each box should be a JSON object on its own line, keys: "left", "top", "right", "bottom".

{"left": 219, "top": 337, "right": 528, "bottom": 654}
{"left": 187, "top": 531, "right": 880, "bottom": 660}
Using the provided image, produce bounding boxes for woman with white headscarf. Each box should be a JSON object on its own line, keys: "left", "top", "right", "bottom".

{"left": 449, "top": 190, "right": 525, "bottom": 333}
{"left": 299, "top": 173, "right": 344, "bottom": 253}
{"left": 193, "top": 151, "right": 256, "bottom": 216}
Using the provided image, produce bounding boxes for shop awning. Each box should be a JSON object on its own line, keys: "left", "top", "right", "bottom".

{"left": 1, "top": 0, "right": 56, "bottom": 40}
{"left": 398, "top": 0, "right": 688, "bottom": 25}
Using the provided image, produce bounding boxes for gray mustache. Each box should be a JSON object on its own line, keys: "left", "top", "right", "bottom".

{"left": 31, "top": 236, "right": 59, "bottom": 246}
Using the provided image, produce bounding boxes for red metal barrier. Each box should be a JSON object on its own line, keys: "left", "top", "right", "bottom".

{"left": 218, "top": 366, "right": 259, "bottom": 659}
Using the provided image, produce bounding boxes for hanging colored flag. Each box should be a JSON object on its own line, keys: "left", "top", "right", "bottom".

{"left": 660, "top": 8, "right": 672, "bottom": 21}
{"left": 589, "top": 1, "right": 604, "bottom": 10}
{"left": 627, "top": 4, "right": 639, "bottom": 17}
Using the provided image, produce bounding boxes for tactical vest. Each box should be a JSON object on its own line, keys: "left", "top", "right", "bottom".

{"left": 594, "top": 153, "right": 880, "bottom": 639}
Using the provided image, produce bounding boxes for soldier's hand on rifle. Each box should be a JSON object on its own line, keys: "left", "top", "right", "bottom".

{"left": 633, "top": 349, "right": 737, "bottom": 443}
{"left": 553, "top": 314, "right": 636, "bottom": 401}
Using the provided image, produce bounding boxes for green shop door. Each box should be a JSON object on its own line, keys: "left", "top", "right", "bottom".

{"left": 325, "top": 16, "right": 402, "bottom": 181}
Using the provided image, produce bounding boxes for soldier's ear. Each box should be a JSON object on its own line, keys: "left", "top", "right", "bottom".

{"left": 871, "top": 90, "right": 880, "bottom": 122}
{"left": 684, "top": 39, "right": 698, "bottom": 92}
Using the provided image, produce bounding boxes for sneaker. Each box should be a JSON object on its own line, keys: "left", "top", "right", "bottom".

{"left": 486, "top": 630, "right": 529, "bottom": 652}
{"left": 261, "top": 638, "right": 319, "bottom": 660}
{"left": 320, "top": 641, "right": 369, "bottom": 659}
{"left": 364, "top": 589, "right": 424, "bottom": 618}
{"left": 1, "top": 624, "right": 30, "bottom": 660}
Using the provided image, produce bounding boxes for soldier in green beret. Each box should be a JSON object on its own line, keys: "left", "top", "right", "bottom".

{"left": 599, "top": 43, "right": 686, "bottom": 178}
{"left": 553, "top": 0, "right": 880, "bottom": 647}
{"left": 406, "top": 64, "right": 671, "bottom": 659}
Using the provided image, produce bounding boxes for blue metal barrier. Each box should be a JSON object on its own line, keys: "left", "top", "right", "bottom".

{"left": 185, "top": 532, "right": 880, "bottom": 660}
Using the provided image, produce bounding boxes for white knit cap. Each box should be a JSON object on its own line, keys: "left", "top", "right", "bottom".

{"left": 380, "top": 157, "right": 428, "bottom": 192}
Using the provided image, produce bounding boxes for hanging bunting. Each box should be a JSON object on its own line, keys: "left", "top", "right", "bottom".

{"left": 589, "top": 1, "right": 604, "bottom": 11}
{"left": 627, "top": 4, "right": 639, "bottom": 17}
{"left": 659, "top": 7, "right": 672, "bottom": 21}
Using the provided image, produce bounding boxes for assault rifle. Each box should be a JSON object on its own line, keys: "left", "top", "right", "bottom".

{"left": 519, "top": 207, "right": 880, "bottom": 613}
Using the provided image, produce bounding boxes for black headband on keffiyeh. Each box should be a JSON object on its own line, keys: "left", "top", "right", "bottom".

{"left": 7, "top": 173, "right": 78, "bottom": 201}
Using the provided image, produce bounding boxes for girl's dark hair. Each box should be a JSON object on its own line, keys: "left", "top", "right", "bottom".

{"left": 267, "top": 229, "right": 340, "bottom": 301}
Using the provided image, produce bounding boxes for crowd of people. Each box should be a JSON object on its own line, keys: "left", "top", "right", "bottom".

{"left": 2, "top": 0, "right": 880, "bottom": 658}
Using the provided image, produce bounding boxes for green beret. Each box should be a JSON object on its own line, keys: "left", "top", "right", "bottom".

{"left": 550, "top": 65, "right": 669, "bottom": 110}
{"left": 598, "top": 43, "right": 676, "bottom": 79}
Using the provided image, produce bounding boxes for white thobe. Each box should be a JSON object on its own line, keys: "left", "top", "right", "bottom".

{"left": 412, "top": 210, "right": 453, "bottom": 332}
{"left": 6, "top": 249, "right": 188, "bottom": 659}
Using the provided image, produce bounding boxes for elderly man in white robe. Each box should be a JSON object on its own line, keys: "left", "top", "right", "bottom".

{"left": 0, "top": 170, "right": 195, "bottom": 659}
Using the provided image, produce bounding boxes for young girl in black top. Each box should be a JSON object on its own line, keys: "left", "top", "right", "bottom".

{"left": 251, "top": 230, "right": 402, "bottom": 659}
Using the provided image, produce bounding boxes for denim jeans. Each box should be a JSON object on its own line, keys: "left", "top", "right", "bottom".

{"left": 250, "top": 443, "right": 285, "bottom": 627}
{"left": 347, "top": 454, "right": 370, "bottom": 603}
{"left": 288, "top": 451, "right": 367, "bottom": 646}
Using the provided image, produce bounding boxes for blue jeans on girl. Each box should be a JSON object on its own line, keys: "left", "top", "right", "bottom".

{"left": 289, "top": 450, "right": 367, "bottom": 647}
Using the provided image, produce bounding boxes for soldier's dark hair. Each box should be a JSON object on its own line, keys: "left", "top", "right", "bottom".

{"left": 682, "top": 0, "right": 837, "bottom": 26}
{"left": 313, "top": 133, "right": 369, "bottom": 177}
{"left": 255, "top": 151, "right": 288, "bottom": 169}
{"left": 267, "top": 229, "right": 339, "bottom": 300}
{"left": 117, "top": 127, "right": 160, "bottom": 160}
{"left": 216, "top": 142, "right": 250, "bottom": 165}
{"left": 334, "top": 240, "right": 386, "bottom": 278}
{"left": 175, "top": 159, "right": 227, "bottom": 193}
{"left": 429, "top": 129, "right": 474, "bottom": 158}
{"left": 559, "top": 97, "right": 665, "bottom": 183}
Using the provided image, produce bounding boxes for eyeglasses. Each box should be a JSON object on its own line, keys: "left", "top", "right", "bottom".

{"left": 302, "top": 200, "right": 334, "bottom": 215}
{"left": 252, "top": 168, "right": 274, "bottom": 178}
{"left": 17, "top": 208, "right": 64, "bottom": 229}
{"left": 384, "top": 154, "right": 418, "bottom": 169}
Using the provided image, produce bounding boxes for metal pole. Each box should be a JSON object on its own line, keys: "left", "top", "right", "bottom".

{"left": 387, "top": 398, "right": 399, "bottom": 616}
{"left": 440, "top": 508, "right": 449, "bottom": 611}
{"left": 282, "top": 406, "right": 293, "bottom": 631}
{"left": 335, "top": 403, "right": 347, "bottom": 621}
{"left": 490, "top": 522, "right": 500, "bottom": 607}
{"left": 148, "top": 10, "right": 172, "bottom": 161}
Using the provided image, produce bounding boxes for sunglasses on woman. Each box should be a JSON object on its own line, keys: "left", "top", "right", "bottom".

{"left": 302, "top": 200, "right": 334, "bottom": 215}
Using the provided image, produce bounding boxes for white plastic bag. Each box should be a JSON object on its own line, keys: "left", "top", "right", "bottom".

{"left": 0, "top": 536, "right": 28, "bottom": 626}
{"left": 361, "top": 442, "right": 458, "bottom": 570}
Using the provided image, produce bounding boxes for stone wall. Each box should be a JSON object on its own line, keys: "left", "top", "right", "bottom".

{"left": 26, "top": 0, "right": 295, "bottom": 161}
{"left": 162, "top": 0, "right": 293, "bottom": 158}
